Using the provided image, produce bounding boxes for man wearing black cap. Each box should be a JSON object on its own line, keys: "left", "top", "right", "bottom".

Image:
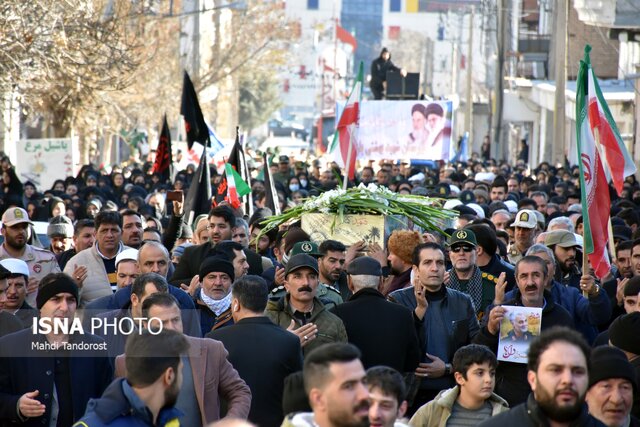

{"left": 331, "top": 256, "right": 420, "bottom": 374}
{"left": 0, "top": 273, "right": 112, "bottom": 426}
{"left": 585, "top": 346, "right": 639, "bottom": 427}
{"left": 609, "top": 312, "right": 640, "bottom": 418}
{"left": 265, "top": 253, "right": 347, "bottom": 356}
{"left": 190, "top": 256, "right": 236, "bottom": 336}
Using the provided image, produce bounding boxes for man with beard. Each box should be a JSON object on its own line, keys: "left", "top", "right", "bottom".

{"left": 318, "top": 240, "right": 348, "bottom": 302}
{"left": 544, "top": 230, "right": 583, "bottom": 289}
{"left": 74, "top": 329, "right": 189, "bottom": 426}
{"left": 446, "top": 229, "right": 505, "bottom": 321}
{"left": 120, "top": 210, "right": 144, "bottom": 249}
{"left": 47, "top": 215, "right": 74, "bottom": 256}
{"left": 478, "top": 326, "right": 602, "bottom": 426}
{"left": 603, "top": 241, "right": 634, "bottom": 325}
{"left": 475, "top": 256, "right": 574, "bottom": 406}
{"left": 585, "top": 346, "right": 639, "bottom": 427}
{"left": 282, "top": 343, "right": 369, "bottom": 427}
{"left": 507, "top": 209, "right": 538, "bottom": 265}
{"left": 192, "top": 256, "right": 237, "bottom": 335}
{"left": 0, "top": 207, "right": 60, "bottom": 307}
{"left": 366, "top": 366, "right": 408, "bottom": 427}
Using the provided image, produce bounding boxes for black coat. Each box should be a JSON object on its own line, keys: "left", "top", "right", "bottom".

{"left": 473, "top": 290, "right": 574, "bottom": 407}
{"left": 207, "top": 316, "right": 303, "bottom": 427}
{"left": 0, "top": 329, "right": 113, "bottom": 426}
{"left": 478, "top": 394, "right": 605, "bottom": 426}
{"left": 170, "top": 241, "right": 263, "bottom": 286}
{"left": 331, "top": 288, "right": 420, "bottom": 373}
{"left": 0, "top": 311, "right": 22, "bottom": 338}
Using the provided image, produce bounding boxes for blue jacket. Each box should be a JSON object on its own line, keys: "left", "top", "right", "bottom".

{"left": 389, "top": 285, "right": 479, "bottom": 392}
{"left": 74, "top": 378, "right": 182, "bottom": 427}
{"left": 504, "top": 280, "right": 611, "bottom": 344}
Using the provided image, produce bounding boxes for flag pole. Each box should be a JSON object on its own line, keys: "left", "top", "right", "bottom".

{"left": 342, "top": 126, "right": 354, "bottom": 190}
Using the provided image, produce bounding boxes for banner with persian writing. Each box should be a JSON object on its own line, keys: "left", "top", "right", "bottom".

{"left": 16, "top": 139, "right": 78, "bottom": 190}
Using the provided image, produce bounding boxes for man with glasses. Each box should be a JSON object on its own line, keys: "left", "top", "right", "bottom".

{"left": 446, "top": 229, "right": 505, "bottom": 322}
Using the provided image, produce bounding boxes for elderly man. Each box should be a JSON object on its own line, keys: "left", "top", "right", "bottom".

{"left": 47, "top": 215, "right": 74, "bottom": 256}
{"left": 192, "top": 256, "right": 237, "bottom": 335}
{"left": 507, "top": 209, "right": 538, "bottom": 265}
{"left": 331, "top": 256, "right": 420, "bottom": 374}
{"left": 0, "top": 264, "right": 23, "bottom": 337}
{"left": 208, "top": 275, "right": 302, "bottom": 427}
{"left": 585, "top": 346, "right": 639, "bottom": 427}
{"left": 0, "top": 207, "right": 60, "bottom": 307}
{"left": 114, "top": 248, "right": 139, "bottom": 290}
{"left": 265, "top": 254, "right": 347, "bottom": 356}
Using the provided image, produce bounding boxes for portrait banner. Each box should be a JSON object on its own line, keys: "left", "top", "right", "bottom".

{"left": 497, "top": 305, "right": 542, "bottom": 364}
{"left": 357, "top": 100, "right": 453, "bottom": 161}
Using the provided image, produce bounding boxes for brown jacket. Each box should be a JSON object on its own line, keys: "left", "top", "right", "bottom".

{"left": 115, "top": 335, "right": 251, "bottom": 424}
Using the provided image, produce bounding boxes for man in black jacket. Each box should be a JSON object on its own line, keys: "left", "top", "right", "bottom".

{"left": 208, "top": 275, "right": 302, "bottom": 427}
{"left": 370, "top": 48, "right": 405, "bottom": 100}
{"left": 474, "top": 255, "right": 574, "bottom": 406}
{"left": 331, "top": 256, "right": 420, "bottom": 374}
{"left": 479, "top": 326, "right": 603, "bottom": 426}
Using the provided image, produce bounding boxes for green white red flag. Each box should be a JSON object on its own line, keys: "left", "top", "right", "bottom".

{"left": 576, "top": 45, "right": 635, "bottom": 278}
{"left": 224, "top": 163, "right": 250, "bottom": 209}
{"left": 329, "top": 62, "right": 363, "bottom": 181}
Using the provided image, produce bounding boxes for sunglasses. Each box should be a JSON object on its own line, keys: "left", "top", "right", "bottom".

{"left": 450, "top": 246, "right": 474, "bottom": 253}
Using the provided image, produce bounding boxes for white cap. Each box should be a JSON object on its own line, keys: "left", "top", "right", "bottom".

{"left": 503, "top": 200, "right": 518, "bottom": 214}
{"left": 115, "top": 248, "right": 139, "bottom": 267}
{"left": 512, "top": 209, "right": 538, "bottom": 229}
{"left": 467, "top": 203, "right": 485, "bottom": 219}
{"left": 443, "top": 199, "right": 463, "bottom": 210}
{"left": 0, "top": 258, "right": 29, "bottom": 277}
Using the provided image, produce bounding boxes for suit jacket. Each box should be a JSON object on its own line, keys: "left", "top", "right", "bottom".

{"left": 0, "top": 329, "right": 112, "bottom": 426}
{"left": 207, "top": 316, "right": 303, "bottom": 427}
{"left": 331, "top": 287, "right": 420, "bottom": 373}
{"left": 170, "top": 242, "right": 263, "bottom": 286}
{"left": 115, "top": 335, "right": 251, "bottom": 425}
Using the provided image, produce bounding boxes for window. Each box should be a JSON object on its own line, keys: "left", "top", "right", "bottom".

{"left": 389, "top": 0, "right": 401, "bottom": 12}
{"left": 307, "top": 0, "right": 319, "bottom": 10}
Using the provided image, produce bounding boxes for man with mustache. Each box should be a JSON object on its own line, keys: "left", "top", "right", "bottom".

{"left": 0, "top": 207, "right": 60, "bottom": 308}
{"left": 46, "top": 215, "right": 74, "bottom": 256}
{"left": 474, "top": 255, "right": 574, "bottom": 406}
{"left": 478, "top": 326, "right": 602, "bottom": 426}
{"left": 265, "top": 254, "right": 347, "bottom": 356}
{"left": 585, "top": 346, "right": 639, "bottom": 427}
{"left": 120, "top": 210, "right": 144, "bottom": 249}
{"left": 318, "top": 240, "right": 348, "bottom": 301}
{"left": 282, "top": 343, "right": 369, "bottom": 427}
{"left": 192, "top": 256, "right": 237, "bottom": 335}
{"left": 544, "top": 230, "right": 583, "bottom": 289}
{"left": 0, "top": 258, "right": 38, "bottom": 328}
{"left": 507, "top": 209, "right": 538, "bottom": 265}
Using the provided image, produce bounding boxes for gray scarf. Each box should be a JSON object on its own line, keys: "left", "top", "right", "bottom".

{"left": 448, "top": 266, "right": 483, "bottom": 315}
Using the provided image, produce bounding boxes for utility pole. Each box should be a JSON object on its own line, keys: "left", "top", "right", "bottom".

{"left": 465, "top": 6, "right": 475, "bottom": 149}
{"left": 493, "top": 0, "right": 507, "bottom": 160}
{"left": 552, "top": 0, "right": 567, "bottom": 166}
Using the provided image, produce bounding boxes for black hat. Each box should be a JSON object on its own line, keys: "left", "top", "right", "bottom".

{"left": 0, "top": 263, "right": 9, "bottom": 280}
{"left": 199, "top": 256, "right": 235, "bottom": 282}
{"left": 36, "top": 274, "right": 79, "bottom": 310}
{"left": 459, "top": 190, "right": 475, "bottom": 204}
{"left": 623, "top": 276, "right": 640, "bottom": 297}
{"left": 589, "top": 346, "right": 637, "bottom": 391}
{"left": 610, "top": 312, "right": 640, "bottom": 355}
{"left": 411, "top": 104, "right": 427, "bottom": 117}
{"left": 425, "top": 103, "right": 444, "bottom": 117}
{"left": 346, "top": 256, "right": 382, "bottom": 276}
{"left": 613, "top": 225, "right": 632, "bottom": 241}
{"left": 279, "top": 155, "right": 290, "bottom": 164}
{"left": 285, "top": 254, "right": 318, "bottom": 276}
{"left": 432, "top": 183, "right": 450, "bottom": 197}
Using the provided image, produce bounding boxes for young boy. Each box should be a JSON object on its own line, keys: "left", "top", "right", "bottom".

{"left": 408, "top": 344, "right": 508, "bottom": 426}
{"left": 366, "top": 366, "right": 409, "bottom": 427}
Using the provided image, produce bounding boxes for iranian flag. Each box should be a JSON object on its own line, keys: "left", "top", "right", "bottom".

{"left": 329, "top": 62, "right": 364, "bottom": 182}
{"left": 224, "top": 163, "right": 250, "bottom": 209}
{"left": 576, "top": 46, "right": 635, "bottom": 278}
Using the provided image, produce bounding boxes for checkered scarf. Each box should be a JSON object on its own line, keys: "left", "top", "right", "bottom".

{"left": 448, "top": 266, "right": 483, "bottom": 315}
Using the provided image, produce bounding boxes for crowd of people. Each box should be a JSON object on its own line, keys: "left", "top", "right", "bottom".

{"left": 0, "top": 148, "right": 640, "bottom": 427}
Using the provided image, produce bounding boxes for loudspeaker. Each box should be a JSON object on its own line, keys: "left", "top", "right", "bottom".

{"left": 386, "top": 72, "right": 420, "bottom": 100}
